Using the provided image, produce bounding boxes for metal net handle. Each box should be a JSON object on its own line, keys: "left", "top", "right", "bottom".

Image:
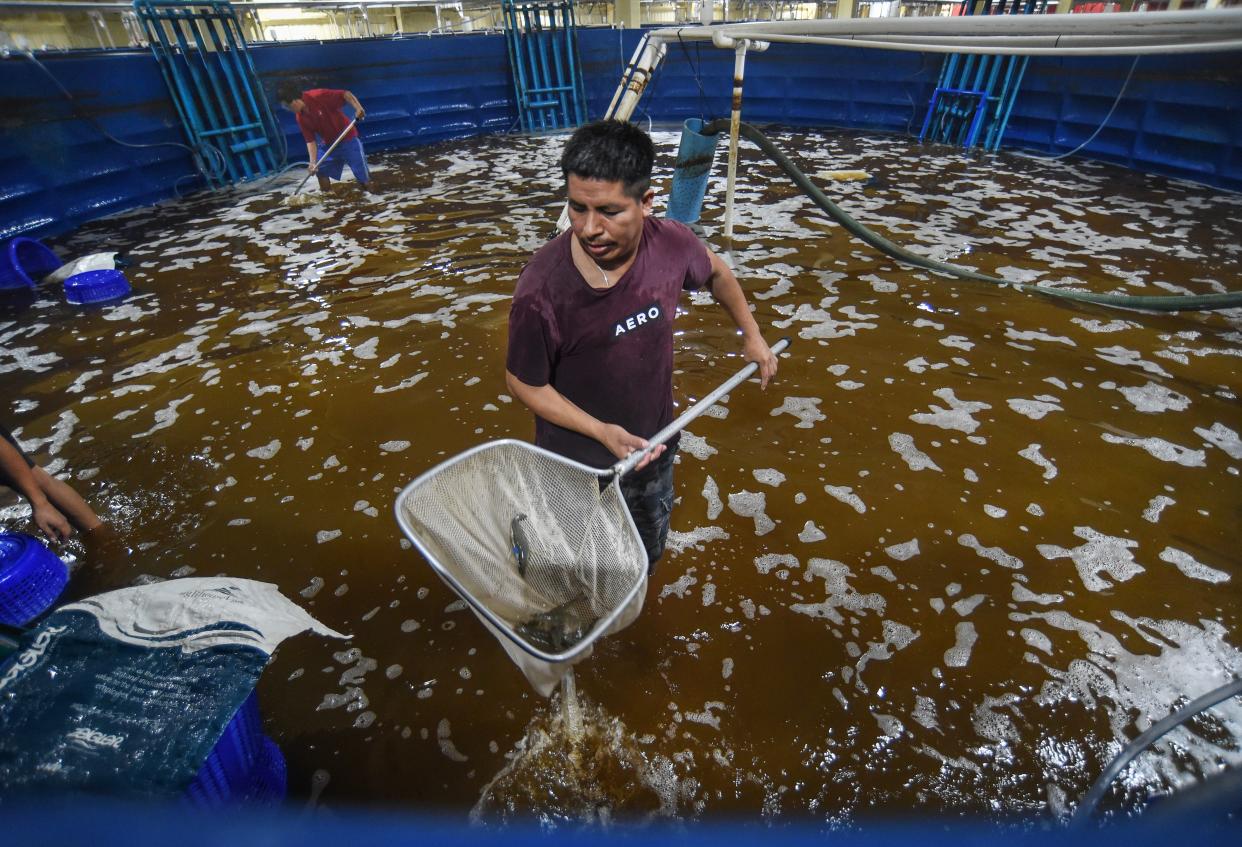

{"left": 612, "top": 336, "right": 791, "bottom": 478}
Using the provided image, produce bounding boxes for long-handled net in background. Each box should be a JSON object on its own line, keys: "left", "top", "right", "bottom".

{"left": 394, "top": 338, "right": 790, "bottom": 695}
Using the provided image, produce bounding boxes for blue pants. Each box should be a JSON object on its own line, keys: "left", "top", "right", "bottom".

{"left": 317, "top": 136, "right": 369, "bottom": 184}
{"left": 617, "top": 446, "right": 677, "bottom": 572}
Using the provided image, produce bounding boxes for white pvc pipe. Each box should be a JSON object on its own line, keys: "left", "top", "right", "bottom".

{"left": 653, "top": 9, "right": 1242, "bottom": 40}
{"left": 666, "top": 30, "right": 1242, "bottom": 57}
{"left": 723, "top": 39, "right": 748, "bottom": 246}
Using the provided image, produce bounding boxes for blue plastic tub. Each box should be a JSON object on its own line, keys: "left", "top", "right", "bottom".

{"left": 185, "top": 692, "right": 284, "bottom": 807}
{"left": 1, "top": 237, "right": 62, "bottom": 290}
{"left": 64, "top": 269, "right": 131, "bottom": 305}
{"left": 0, "top": 532, "right": 70, "bottom": 626}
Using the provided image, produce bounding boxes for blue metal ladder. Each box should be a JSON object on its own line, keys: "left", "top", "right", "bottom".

{"left": 919, "top": 0, "right": 1049, "bottom": 153}
{"left": 502, "top": 0, "right": 587, "bottom": 133}
{"left": 134, "top": 0, "right": 282, "bottom": 187}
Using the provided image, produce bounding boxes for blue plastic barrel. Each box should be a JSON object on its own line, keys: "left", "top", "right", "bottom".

{"left": 0, "top": 532, "right": 70, "bottom": 626}
{"left": 1, "top": 237, "right": 62, "bottom": 290}
{"left": 666, "top": 118, "right": 721, "bottom": 226}
{"left": 64, "top": 269, "right": 131, "bottom": 305}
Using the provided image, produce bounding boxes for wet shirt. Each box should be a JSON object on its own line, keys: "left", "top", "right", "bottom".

{"left": 507, "top": 216, "right": 713, "bottom": 470}
{"left": 295, "top": 89, "right": 358, "bottom": 145}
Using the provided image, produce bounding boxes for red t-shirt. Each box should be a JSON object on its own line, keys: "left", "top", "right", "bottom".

{"left": 295, "top": 89, "right": 358, "bottom": 145}
{"left": 506, "top": 217, "right": 713, "bottom": 469}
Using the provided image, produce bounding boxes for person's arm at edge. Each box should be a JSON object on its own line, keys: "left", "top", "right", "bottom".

{"left": 306, "top": 140, "right": 320, "bottom": 174}
{"left": 704, "top": 248, "right": 778, "bottom": 388}
{"left": 342, "top": 90, "right": 366, "bottom": 121}
{"left": 504, "top": 370, "right": 665, "bottom": 471}
{"left": 0, "top": 438, "right": 71, "bottom": 542}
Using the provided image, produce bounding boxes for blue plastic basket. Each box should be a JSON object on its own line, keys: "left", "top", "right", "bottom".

{"left": 185, "top": 692, "right": 284, "bottom": 807}
{"left": 64, "top": 269, "right": 131, "bottom": 305}
{"left": 1, "top": 237, "right": 62, "bottom": 290}
{"left": 0, "top": 532, "right": 70, "bottom": 626}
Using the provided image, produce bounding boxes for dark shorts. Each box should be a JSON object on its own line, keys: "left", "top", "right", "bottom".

{"left": 615, "top": 446, "right": 677, "bottom": 572}
{"left": 0, "top": 422, "right": 36, "bottom": 489}
{"left": 317, "top": 136, "right": 369, "bottom": 183}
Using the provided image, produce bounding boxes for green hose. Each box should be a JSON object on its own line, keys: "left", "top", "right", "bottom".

{"left": 701, "top": 120, "right": 1242, "bottom": 313}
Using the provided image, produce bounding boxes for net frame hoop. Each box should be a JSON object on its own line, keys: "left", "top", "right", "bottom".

{"left": 393, "top": 438, "right": 645, "bottom": 664}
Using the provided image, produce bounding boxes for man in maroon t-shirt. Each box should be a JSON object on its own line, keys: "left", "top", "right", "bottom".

{"left": 506, "top": 120, "right": 777, "bottom": 570}
{"left": 277, "top": 82, "right": 370, "bottom": 192}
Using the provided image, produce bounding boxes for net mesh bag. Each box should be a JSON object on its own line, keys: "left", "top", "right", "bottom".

{"left": 395, "top": 439, "right": 649, "bottom": 695}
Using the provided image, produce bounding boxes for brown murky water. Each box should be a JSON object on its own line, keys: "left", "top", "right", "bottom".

{"left": 2, "top": 128, "right": 1240, "bottom": 826}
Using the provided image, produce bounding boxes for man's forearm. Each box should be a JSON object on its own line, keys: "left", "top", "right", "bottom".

{"left": 0, "top": 442, "right": 49, "bottom": 510}
{"left": 505, "top": 371, "right": 602, "bottom": 443}
{"left": 707, "top": 254, "right": 763, "bottom": 341}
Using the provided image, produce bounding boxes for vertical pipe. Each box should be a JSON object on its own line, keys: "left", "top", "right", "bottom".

{"left": 216, "top": 6, "right": 275, "bottom": 174}
{"left": 200, "top": 10, "right": 257, "bottom": 177}
{"left": 605, "top": 31, "right": 649, "bottom": 120}
{"left": 723, "top": 39, "right": 749, "bottom": 247}
{"left": 562, "top": 0, "right": 586, "bottom": 126}
{"left": 167, "top": 9, "right": 238, "bottom": 182}
{"left": 138, "top": 7, "right": 211, "bottom": 185}
{"left": 547, "top": 5, "right": 571, "bottom": 127}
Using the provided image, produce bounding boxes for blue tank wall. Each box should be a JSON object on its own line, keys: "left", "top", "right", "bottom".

{"left": 0, "top": 28, "right": 1237, "bottom": 243}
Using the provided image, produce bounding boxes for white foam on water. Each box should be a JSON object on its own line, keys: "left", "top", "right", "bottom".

{"left": 888, "top": 432, "right": 942, "bottom": 472}
{"left": 910, "top": 388, "right": 990, "bottom": 434}
{"left": 939, "top": 335, "right": 974, "bottom": 351}
{"left": 753, "top": 468, "right": 786, "bottom": 487}
{"left": 374, "top": 372, "right": 428, "bottom": 394}
{"left": 1005, "top": 328, "right": 1075, "bottom": 347}
{"left": 721, "top": 658, "right": 734, "bottom": 680}
{"left": 824, "top": 485, "right": 867, "bottom": 514}
{"left": 871, "top": 566, "right": 896, "bottom": 582}
{"left": 755, "top": 553, "right": 798, "bottom": 575}
{"left": 1007, "top": 397, "right": 1063, "bottom": 420}
{"left": 952, "top": 594, "right": 986, "bottom": 616}
{"left": 1018, "top": 443, "right": 1058, "bottom": 480}
{"left": 770, "top": 396, "right": 826, "bottom": 428}
{"left": 943, "top": 621, "right": 977, "bottom": 668}
{"left": 727, "top": 490, "right": 775, "bottom": 535}
{"left": 701, "top": 475, "right": 722, "bottom": 519}
{"left": 855, "top": 620, "right": 920, "bottom": 691}
{"left": 1072, "top": 317, "right": 1139, "bottom": 334}
{"left": 1021, "top": 628, "right": 1053, "bottom": 655}
{"left": 1036, "top": 526, "right": 1144, "bottom": 592}
{"left": 437, "top": 718, "right": 469, "bottom": 762}
{"left": 248, "top": 381, "right": 281, "bottom": 397}
{"left": 983, "top": 504, "right": 1007, "bottom": 519}
{"left": 958, "top": 534, "right": 1024, "bottom": 570}
{"left": 132, "top": 395, "right": 192, "bottom": 438}
{"left": 1100, "top": 432, "right": 1205, "bottom": 467}
{"left": 1142, "top": 494, "right": 1175, "bottom": 523}
{"left": 316, "top": 529, "right": 342, "bottom": 544}
{"left": 1012, "top": 582, "right": 1063, "bottom": 605}
{"left": 679, "top": 430, "right": 717, "bottom": 460}
{"left": 837, "top": 380, "right": 865, "bottom": 390}
{"left": 885, "top": 539, "right": 920, "bottom": 561}
{"left": 790, "top": 558, "right": 886, "bottom": 625}
{"left": 798, "top": 521, "right": 826, "bottom": 543}
{"left": 665, "top": 525, "right": 728, "bottom": 555}
{"left": 379, "top": 440, "right": 411, "bottom": 453}
{"left": 1159, "top": 547, "right": 1231, "bottom": 584}
{"left": 659, "top": 571, "right": 697, "bottom": 600}
{"left": 1195, "top": 422, "right": 1242, "bottom": 459}
{"left": 246, "top": 439, "right": 281, "bottom": 460}
{"left": 1117, "top": 381, "right": 1190, "bottom": 413}
{"left": 1095, "top": 345, "right": 1173, "bottom": 379}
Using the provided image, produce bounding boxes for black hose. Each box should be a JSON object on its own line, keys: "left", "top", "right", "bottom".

{"left": 700, "top": 120, "right": 1242, "bottom": 313}
{"left": 1069, "top": 677, "right": 1242, "bottom": 827}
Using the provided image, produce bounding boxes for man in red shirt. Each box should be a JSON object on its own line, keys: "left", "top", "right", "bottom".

{"left": 277, "top": 83, "right": 370, "bottom": 192}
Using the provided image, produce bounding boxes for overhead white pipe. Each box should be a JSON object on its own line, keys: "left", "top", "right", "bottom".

{"left": 653, "top": 9, "right": 1242, "bottom": 40}
{"left": 661, "top": 30, "right": 1242, "bottom": 57}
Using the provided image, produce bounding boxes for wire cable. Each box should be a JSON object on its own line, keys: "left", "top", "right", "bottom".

{"left": 1020, "top": 55, "right": 1141, "bottom": 162}
{"left": 1070, "top": 677, "right": 1242, "bottom": 827}
{"left": 21, "top": 49, "right": 229, "bottom": 182}
{"left": 699, "top": 119, "right": 1242, "bottom": 312}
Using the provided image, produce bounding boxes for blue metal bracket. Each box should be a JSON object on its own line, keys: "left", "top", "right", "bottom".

{"left": 133, "top": 0, "right": 283, "bottom": 188}
{"left": 502, "top": 0, "right": 587, "bottom": 133}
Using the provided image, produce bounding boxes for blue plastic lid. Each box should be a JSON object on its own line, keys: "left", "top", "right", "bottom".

{"left": 3, "top": 237, "right": 62, "bottom": 289}
{"left": 64, "top": 268, "right": 131, "bottom": 305}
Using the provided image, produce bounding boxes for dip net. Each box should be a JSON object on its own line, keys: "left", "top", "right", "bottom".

{"left": 395, "top": 441, "right": 647, "bottom": 696}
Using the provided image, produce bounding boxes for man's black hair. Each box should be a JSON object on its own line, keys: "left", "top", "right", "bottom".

{"left": 559, "top": 119, "right": 654, "bottom": 201}
{"left": 276, "top": 80, "right": 303, "bottom": 105}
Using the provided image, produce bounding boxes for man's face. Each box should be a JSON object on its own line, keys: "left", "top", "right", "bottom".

{"left": 566, "top": 174, "right": 653, "bottom": 269}
{"left": 284, "top": 98, "right": 305, "bottom": 113}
